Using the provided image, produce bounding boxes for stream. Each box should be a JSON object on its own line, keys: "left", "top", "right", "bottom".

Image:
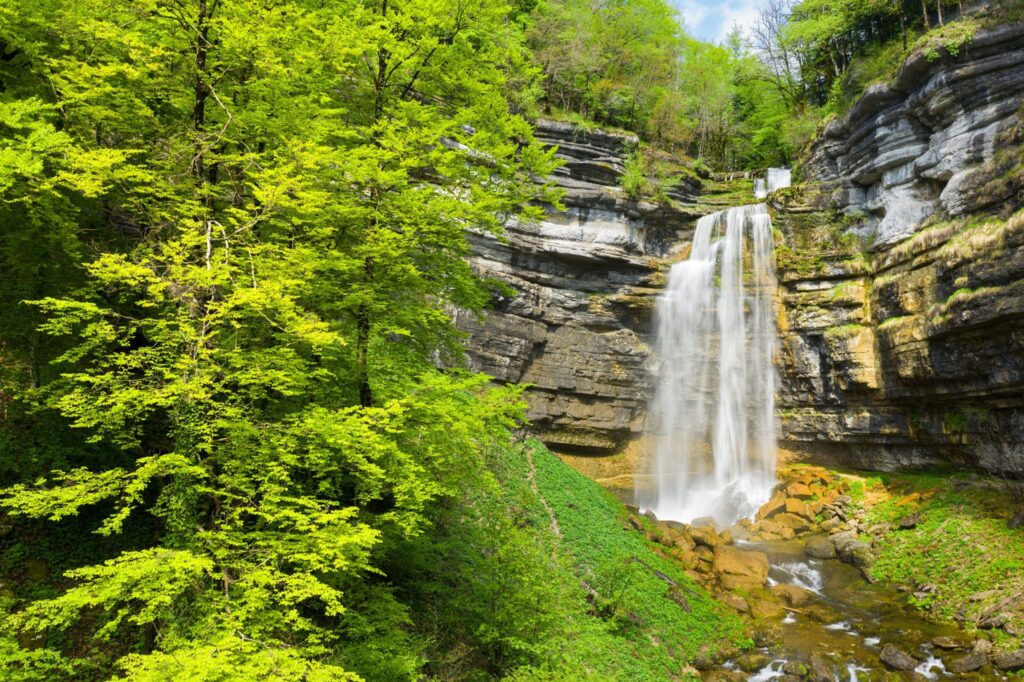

{"left": 715, "top": 535, "right": 991, "bottom": 681}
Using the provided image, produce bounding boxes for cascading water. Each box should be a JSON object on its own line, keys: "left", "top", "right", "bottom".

{"left": 641, "top": 203, "right": 778, "bottom": 525}
{"left": 767, "top": 167, "right": 792, "bottom": 193}
{"left": 754, "top": 178, "right": 767, "bottom": 199}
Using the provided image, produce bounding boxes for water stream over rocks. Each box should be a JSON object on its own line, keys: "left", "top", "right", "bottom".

{"left": 632, "top": 168, "right": 1012, "bottom": 680}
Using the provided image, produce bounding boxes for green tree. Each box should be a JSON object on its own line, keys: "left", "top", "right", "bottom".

{"left": 0, "top": 0, "right": 554, "bottom": 678}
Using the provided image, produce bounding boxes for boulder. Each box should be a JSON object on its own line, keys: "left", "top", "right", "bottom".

{"left": 1009, "top": 509, "right": 1024, "bottom": 530}
{"left": 839, "top": 541, "right": 875, "bottom": 569}
{"left": 785, "top": 498, "right": 813, "bottom": 519}
{"left": 805, "top": 534, "right": 837, "bottom": 559}
{"left": 771, "top": 583, "right": 816, "bottom": 607}
{"left": 720, "top": 593, "right": 750, "bottom": 613}
{"left": 879, "top": 644, "right": 918, "bottom": 671}
{"left": 898, "top": 512, "right": 921, "bottom": 529}
{"left": 932, "top": 636, "right": 966, "bottom": 649}
{"left": 749, "top": 598, "right": 785, "bottom": 619}
{"left": 752, "top": 519, "right": 795, "bottom": 540}
{"left": 713, "top": 545, "right": 769, "bottom": 590}
{"left": 808, "top": 654, "right": 834, "bottom": 682}
{"left": 688, "top": 524, "right": 719, "bottom": 548}
{"left": 948, "top": 651, "right": 988, "bottom": 673}
{"left": 786, "top": 482, "right": 815, "bottom": 499}
{"left": 993, "top": 650, "right": 1024, "bottom": 671}
{"left": 773, "top": 513, "right": 811, "bottom": 532}
{"left": 757, "top": 492, "right": 787, "bottom": 520}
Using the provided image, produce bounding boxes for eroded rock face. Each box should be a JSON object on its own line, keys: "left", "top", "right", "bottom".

{"left": 803, "top": 23, "right": 1024, "bottom": 246}
{"left": 458, "top": 119, "right": 699, "bottom": 452}
{"left": 779, "top": 23, "right": 1024, "bottom": 469}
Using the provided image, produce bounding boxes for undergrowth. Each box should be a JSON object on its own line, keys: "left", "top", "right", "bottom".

{"left": 519, "top": 440, "right": 750, "bottom": 678}
{"left": 863, "top": 471, "right": 1024, "bottom": 628}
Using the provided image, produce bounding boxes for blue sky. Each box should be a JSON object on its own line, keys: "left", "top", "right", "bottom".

{"left": 674, "top": 0, "right": 769, "bottom": 43}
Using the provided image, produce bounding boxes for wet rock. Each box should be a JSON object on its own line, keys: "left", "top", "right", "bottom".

{"left": 734, "top": 653, "right": 772, "bottom": 673}
{"left": 805, "top": 534, "right": 837, "bottom": 559}
{"left": 757, "top": 492, "right": 787, "bottom": 520}
{"left": 786, "top": 482, "right": 814, "bottom": 499}
{"left": 993, "top": 649, "right": 1024, "bottom": 671}
{"left": 749, "top": 598, "right": 785, "bottom": 619}
{"left": 880, "top": 644, "right": 918, "bottom": 671}
{"left": 773, "top": 512, "right": 811, "bottom": 532}
{"left": 720, "top": 593, "right": 749, "bottom": 613}
{"left": 782, "top": 660, "right": 807, "bottom": 676}
{"left": 948, "top": 651, "right": 988, "bottom": 673}
{"left": 689, "top": 525, "right": 719, "bottom": 548}
{"left": 702, "top": 672, "right": 744, "bottom": 682}
{"left": 808, "top": 654, "right": 834, "bottom": 682}
{"left": 712, "top": 544, "right": 769, "bottom": 590}
{"left": 691, "top": 516, "right": 716, "bottom": 527}
{"left": 751, "top": 622, "right": 782, "bottom": 647}
{"left": 718, "top": 529, "right": 734, "bottom": 545}
{"left": 627, "top": 514, "right": 644, "bottom": 531}
{"left": 771, "top": 583, "right": 816, "bottom": 608}
{"left": 932, "top": 635, "right": 967, "bottom": 649}
{"left": 1008, "top": 509, "right": 1024, "bottom": 530}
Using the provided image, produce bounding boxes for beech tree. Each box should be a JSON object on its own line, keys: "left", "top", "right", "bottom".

{"left": 0, "top": 0, "right": 553, "bottom": 678}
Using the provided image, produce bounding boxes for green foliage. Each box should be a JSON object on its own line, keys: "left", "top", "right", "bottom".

{"left": 0, "top": 0, "right": 556, "bottom": 677}
{"left": 523, "top": 441, "right": 750, "bottom": 673}
{"left": 865, "top": 472, "right": 1024, "bottom": 622}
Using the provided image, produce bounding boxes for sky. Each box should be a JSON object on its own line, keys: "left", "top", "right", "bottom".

{"left": 674, "top": 0, "right": 769, "bottom": 44}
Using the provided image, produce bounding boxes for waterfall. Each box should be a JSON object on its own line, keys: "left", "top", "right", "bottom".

{"left": 641, "top": 203, "right": 778, "bottom": 526}
{"left": 754, "top": 179, "right": 767, "bottom": 199}
{"left": 767, "top": 167, "right": 791, "bottom": 193}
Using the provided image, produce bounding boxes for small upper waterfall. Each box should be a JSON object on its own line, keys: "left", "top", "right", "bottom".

{"left": 754, "top": 179, "right": 767, "bottom": 199}
{"left": 767, "top": 167, "right": 791, "bottom": 193}
{"left": 641, "top": 203, "right": 779, "bottom": 525}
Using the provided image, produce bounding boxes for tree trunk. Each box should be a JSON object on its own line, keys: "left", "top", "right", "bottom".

{"left": 921, "top": 0, "right": 931, "bottom": 29}
{"left": 937, "top": 0, "right": 944, "bottom": 26}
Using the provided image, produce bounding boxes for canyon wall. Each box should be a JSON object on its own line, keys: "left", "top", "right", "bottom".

{"left": 780, "top": 22, "right": 1024, "bottom": 468}
{"left": 457, "top": 120, "right": 698, "bottom": 453}
{"left": 461, "top": 22, "right": 1024, "bottom": 472}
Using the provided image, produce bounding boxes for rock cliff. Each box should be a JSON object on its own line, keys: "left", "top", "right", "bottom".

{"left": 457, "top": 119, "right": 698, "bottom": 452}
{"left": 780, "top": 22, "right": 1024, "bottom": 468}
{"left": 804, "top": 23, "right": 1024, "bottom": 245}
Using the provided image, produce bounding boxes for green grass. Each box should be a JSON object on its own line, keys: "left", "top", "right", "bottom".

{"left": 514, "top": 440, "right": 749, "bottom": 678}
{"left": 864, "top": 471, "right": 1024, "bottom": 625}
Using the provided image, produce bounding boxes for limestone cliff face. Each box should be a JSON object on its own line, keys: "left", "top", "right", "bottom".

{"left": 804, "top": 23, "right": 1024, "bottom": 246}
{"left": 457, "top": 119, "right": 698, "bottom": 452}
{"left": 780, "top": 22, "right": 1024, "bottom": 469}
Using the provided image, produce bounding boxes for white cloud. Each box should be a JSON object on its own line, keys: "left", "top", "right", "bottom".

{"left": 714, "top": 0, "right": 763, "bottom": 42}
{"left": 674, "top": 0, "right": 768, "bottom": 43}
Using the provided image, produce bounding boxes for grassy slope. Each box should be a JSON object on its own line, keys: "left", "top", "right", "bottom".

{"left": 509, "top": 441, "right": 747, "bottom": 680}
{"left": 857, "top": 470, "right": 1024, "bottom": 645}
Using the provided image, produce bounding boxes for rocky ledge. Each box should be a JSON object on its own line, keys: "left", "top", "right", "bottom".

{"left": 457, "top": 118, "right": 699, "bottom": 452}
{"left": 803, "top": 22, "right": 1024, "bottom": 246}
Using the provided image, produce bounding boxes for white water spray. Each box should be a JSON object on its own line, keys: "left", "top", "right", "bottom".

{"left": 767, "top": 167, "right": 791, "bottom": 193}
{"left": 641, "top": 203, "right": 778, "bottom": 525}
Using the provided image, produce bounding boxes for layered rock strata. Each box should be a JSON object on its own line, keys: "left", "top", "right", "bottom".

{"left": 804, "top": 22, "right": 1024, "bottom": 245}
{"left": 457, "top": 119, "right": 698, "bottom": 452}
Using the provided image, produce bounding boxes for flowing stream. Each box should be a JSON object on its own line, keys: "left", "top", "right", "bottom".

{"left": 635, "top": 170, "right": 992, "bottom": 680}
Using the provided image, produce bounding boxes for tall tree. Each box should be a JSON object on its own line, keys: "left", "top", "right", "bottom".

{"left": 0, "top": 0, "right": 553, "bottom": 678}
